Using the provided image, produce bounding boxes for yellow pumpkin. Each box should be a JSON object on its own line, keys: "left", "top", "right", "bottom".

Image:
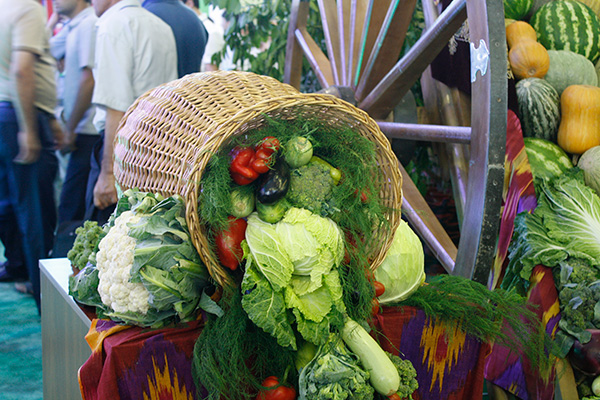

{"left": 557, "top": 85, "right": 600, "bottom": 154}
{"left": 509, "top": 41, "right": 550, "bottom": 79}
{"left": 506, "top": 21, "right": 537, "bottom": 49}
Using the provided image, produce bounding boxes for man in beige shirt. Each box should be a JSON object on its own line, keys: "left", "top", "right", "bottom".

{"left": 0, "top": 0, "right": 65, "bottom": 310}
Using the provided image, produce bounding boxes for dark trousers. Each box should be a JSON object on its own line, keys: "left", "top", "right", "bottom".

{"left": 0, "top": 102, "right": 58, "bottom": 310}
{"left": 84, "top": 131, "right": 115, "bottom": 226}
{"left": 58, "top": 133, "right": 98, "bottom": 224}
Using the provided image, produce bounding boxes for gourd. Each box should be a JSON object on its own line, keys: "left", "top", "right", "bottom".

{"left": 341, "top": 319, "right": 400, "bottom": 396}
{"left": 544, "top": 50, "right": 598, "bottom": 95}
{"left": 516, "top": 77, "right": 561, "bottom": 141}
{"left": 557, "top": 85, "right": 600, "bottom": 154}
{"left": 577, "top": 146, "right": 600, "bottom": 194}
{"left": 506, "top": 20, "right": 538, "bottom": 49}
{"left": 509, "top": 40, "right": 550, "bottom": 79}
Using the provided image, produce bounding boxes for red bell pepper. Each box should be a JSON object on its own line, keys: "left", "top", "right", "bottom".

{"left": 230, "top": 147, "right": 260, "bottom": 185}
{"left": 215, "top": 216, "right": 247, "bottom": 271}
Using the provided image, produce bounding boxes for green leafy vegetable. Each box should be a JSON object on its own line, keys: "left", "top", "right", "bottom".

{"left": 374, "top": 220, "right": 425, "bottom": 304}
{"left": 70, "top": 190, "right": 219, "bottom": 328}
{"left": 503, "top": 168, "right": 600, "bottom": 294}
{"left": 242, "top": 208, "right": 346, "bottom": 349}
{"left": 298, "top": 333, "right": 374, "bottom": 400}
{"left": 67, "top": 220, "right": 106, "bottom": 270}
{"left": 68, "top": 263, "right": 102, "bottom": 307}
{"left": 386, "top": 352, "right": 419, "bottom": 399}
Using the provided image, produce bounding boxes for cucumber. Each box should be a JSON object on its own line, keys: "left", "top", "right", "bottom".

{"left": 341, "top": 319, "right": 400, "bottom": 396}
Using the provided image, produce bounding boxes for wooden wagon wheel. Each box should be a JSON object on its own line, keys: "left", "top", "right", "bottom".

{"left": 283, "top": 0, "right": 507, "bottom": 284}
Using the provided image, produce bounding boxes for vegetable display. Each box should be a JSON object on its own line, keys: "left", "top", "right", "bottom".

{"left": 515, "top": 77, "right": 561, "bottom": 141}
{"left": 578, "top": 146, "right": 600, "bottom": 195}
{"left": 373, "top": 220, "right": 425, "bottom": 305}
{"left": 502, "top": 169, "right": 600, "bottom": 295}
{"left": 68, "top": 189, "right": 219, "bottom": 327}
{"left": 531, "top": 0, "right": 600, "bottom": 63}
{"left": 523, "top": 137, "right": 573, "bottom": 184}
{"left": 191, "top": 117, "right": 419, "bottom": 399}
{"left": 556, "top": 84, "right": 600, "bottom": 155}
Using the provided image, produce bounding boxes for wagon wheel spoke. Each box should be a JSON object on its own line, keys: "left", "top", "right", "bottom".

{"left": 358, "top": 0, "right": 467, "bottom": 119}
{"left": 284, "top": 0, "right": 506, "bottom": 283}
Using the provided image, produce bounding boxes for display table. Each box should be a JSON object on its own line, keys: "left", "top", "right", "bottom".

{"left": 40, "top": 258, "right": 92, "bottom": 400}
{"left": 40, "top": 258, "right": 491, "bottom": 400}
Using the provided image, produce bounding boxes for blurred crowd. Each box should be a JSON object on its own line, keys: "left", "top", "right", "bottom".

{"left": 0, "top": 0, "right": 227, "bottom": 312}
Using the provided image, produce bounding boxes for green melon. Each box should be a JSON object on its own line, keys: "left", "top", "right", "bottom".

{"left": 524, "top": 137, "right": 573, "bottom": 181}
{"left": 516, "top": 78, "right": 561, "bottom": 141}
{"left": 578, "top": 145, "right": 600, "bottom": 194}
{"left": 544, "top": 50, "right": 598, "bottom": 95}
{"left": 531, "top": 0, "right": 600, "bottom": 63}
{"left": 504, "top": 0, "right": 534, "bottom": 19}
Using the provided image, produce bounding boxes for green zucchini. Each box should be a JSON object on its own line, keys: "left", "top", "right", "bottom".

{"left": 341, "top": 318, "right": 400, "bottom": 395}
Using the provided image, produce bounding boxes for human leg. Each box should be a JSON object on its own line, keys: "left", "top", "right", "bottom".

{"left": 0, "top": 103, "right": 47, "bottom": 310}
{"left": 58, "top": 133, "right": 97, "bottom": 224}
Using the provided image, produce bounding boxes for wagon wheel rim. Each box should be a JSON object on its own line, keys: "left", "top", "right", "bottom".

{"left": 283, "top": 0, "right": 507, "bottom": 284}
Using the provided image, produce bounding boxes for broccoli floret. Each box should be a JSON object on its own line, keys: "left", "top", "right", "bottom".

{"left": 562, "top": 306, "right": 587, "bottom": 330}
{"left": 286, "top": 161, "right": 335, "bottom": 216}
{"left": 67, "top": 220, "right": 106, "bottom": 270}
{"left": 568, "top": 259, "right": 599, "bottom": 285}
{"left": 386, "top": 352, "right": 419, "bottom": 399}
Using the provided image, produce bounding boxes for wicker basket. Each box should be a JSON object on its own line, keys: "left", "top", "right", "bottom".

{"left": 114, "top": 71, "right": 402, "bottom": 287}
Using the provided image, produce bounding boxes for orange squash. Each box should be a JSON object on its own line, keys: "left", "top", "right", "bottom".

{"left": 557, "top": 85, "right": 600, "bottom": 154}
{"left": 506, "top": 21, "right": 538, "bottom": 49}
{"left": 509, "top": 41, "right": 550, "bottom": 79}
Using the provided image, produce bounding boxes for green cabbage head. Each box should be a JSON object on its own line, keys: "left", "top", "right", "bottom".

{"left": 374, "top": 220, "right": 425, "bottom": 304}
{"left": 245, "top": 207, "right": 344, "bottom": 292}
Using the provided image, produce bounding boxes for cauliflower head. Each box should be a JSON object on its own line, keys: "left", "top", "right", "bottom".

{"left": 96, "top": 211, "right": 150, "bottom": 315}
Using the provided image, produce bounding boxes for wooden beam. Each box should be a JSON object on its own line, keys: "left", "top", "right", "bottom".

{"left": 354, "top": 0, "right": 417, "bottom": 102}
{"left": 283, "top": 0, "right": 310, "bottom": 89}
{"left": 295, "top": 28, "right": 335, "bottom": 88}
{"left": 358, "top": 0, "right": 467, "bottom": 119}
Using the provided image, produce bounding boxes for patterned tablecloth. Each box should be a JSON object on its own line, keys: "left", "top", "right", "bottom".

{"left": 79, "top": 306, "right": 490, "bottom": 400}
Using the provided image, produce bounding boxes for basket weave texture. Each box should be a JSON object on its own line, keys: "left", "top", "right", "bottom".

{"left": 114, "top": 71, "right": 402, "bottom": 287}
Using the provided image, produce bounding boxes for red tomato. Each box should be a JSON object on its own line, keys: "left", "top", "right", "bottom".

{"left": 256, "top": 376, "right": 296, "bottom": 400}
{"left": 388, "top": 394, "right": 402, "bottom": 400}
{"left": 374, "top": 281, "right": 386, "bottom": 297}
{"left": 371, "top": 298, "right": 380, "bottom": 316}
{"left": 215, "top": 217, "right": 247, "bottom": 271}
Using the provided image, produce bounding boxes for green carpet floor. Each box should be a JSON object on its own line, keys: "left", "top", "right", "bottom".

{"left": 0, "top": 250, "right": 43, "bottom": 400}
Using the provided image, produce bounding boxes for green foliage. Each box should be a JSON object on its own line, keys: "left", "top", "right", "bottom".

{"left": 502, "top": 168, "right": 600, "bottom": 295}
{"left": 192, "top": 288, "right": 297, "bottom": 400}
{"left": 67, "top": 220, "right": 106, "bottom": 270}
{"left": 198, "top": 115, "right": 389, "bottom": 324}
{"left": 297, "top": 333, "right": 374, "bottom": 400}
{"left": 286, "top": 161, "right": 334, "bottom": 216}
{"left": 210, "top": 0, "right": 324, "bottom": 92}
{"left": 400, "top": 274, "right": 555, "bottom": 372}
{"left": 386, "top": 352, "right": 418, "bottom": 399}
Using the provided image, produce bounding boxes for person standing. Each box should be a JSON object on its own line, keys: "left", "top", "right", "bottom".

{"left": 142, "top": 0, "right": 208, "bottom": 78}
{"left": 86, "top": 0, "right": 177, "bottom": 225}
{"left": 0, "top": 0, "right": 64, "bottom": 309}
{"left": 52, "top": 0, "right": 99, "bottom": 225}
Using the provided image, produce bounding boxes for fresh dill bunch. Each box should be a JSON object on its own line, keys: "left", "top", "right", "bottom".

{"left": 192, "top": 288, "right": 297, "bottom": 400}
{"left": 400, "top": 274, "right": 556, "bottom": 373}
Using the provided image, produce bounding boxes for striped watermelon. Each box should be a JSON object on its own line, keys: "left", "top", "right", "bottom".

{"left": 504, "top": 0, "right": 534, "bottom": 19}
{"left": 531, "top": 0, "right": 600, "bottom": 63}
{"left": 523, "top": 137, "right": 573, "bottom": 182}
{"left": 516, "top": 78, "right": 561, "bottom": 141}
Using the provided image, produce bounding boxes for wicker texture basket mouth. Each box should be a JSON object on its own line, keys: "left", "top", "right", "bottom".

{"left": 114, "top": 71, "right": 402, "bottom": 287}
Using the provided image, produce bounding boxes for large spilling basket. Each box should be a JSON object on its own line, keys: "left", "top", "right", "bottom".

{"left": 114, "top": 71, "right": 402, "bottom": 287}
